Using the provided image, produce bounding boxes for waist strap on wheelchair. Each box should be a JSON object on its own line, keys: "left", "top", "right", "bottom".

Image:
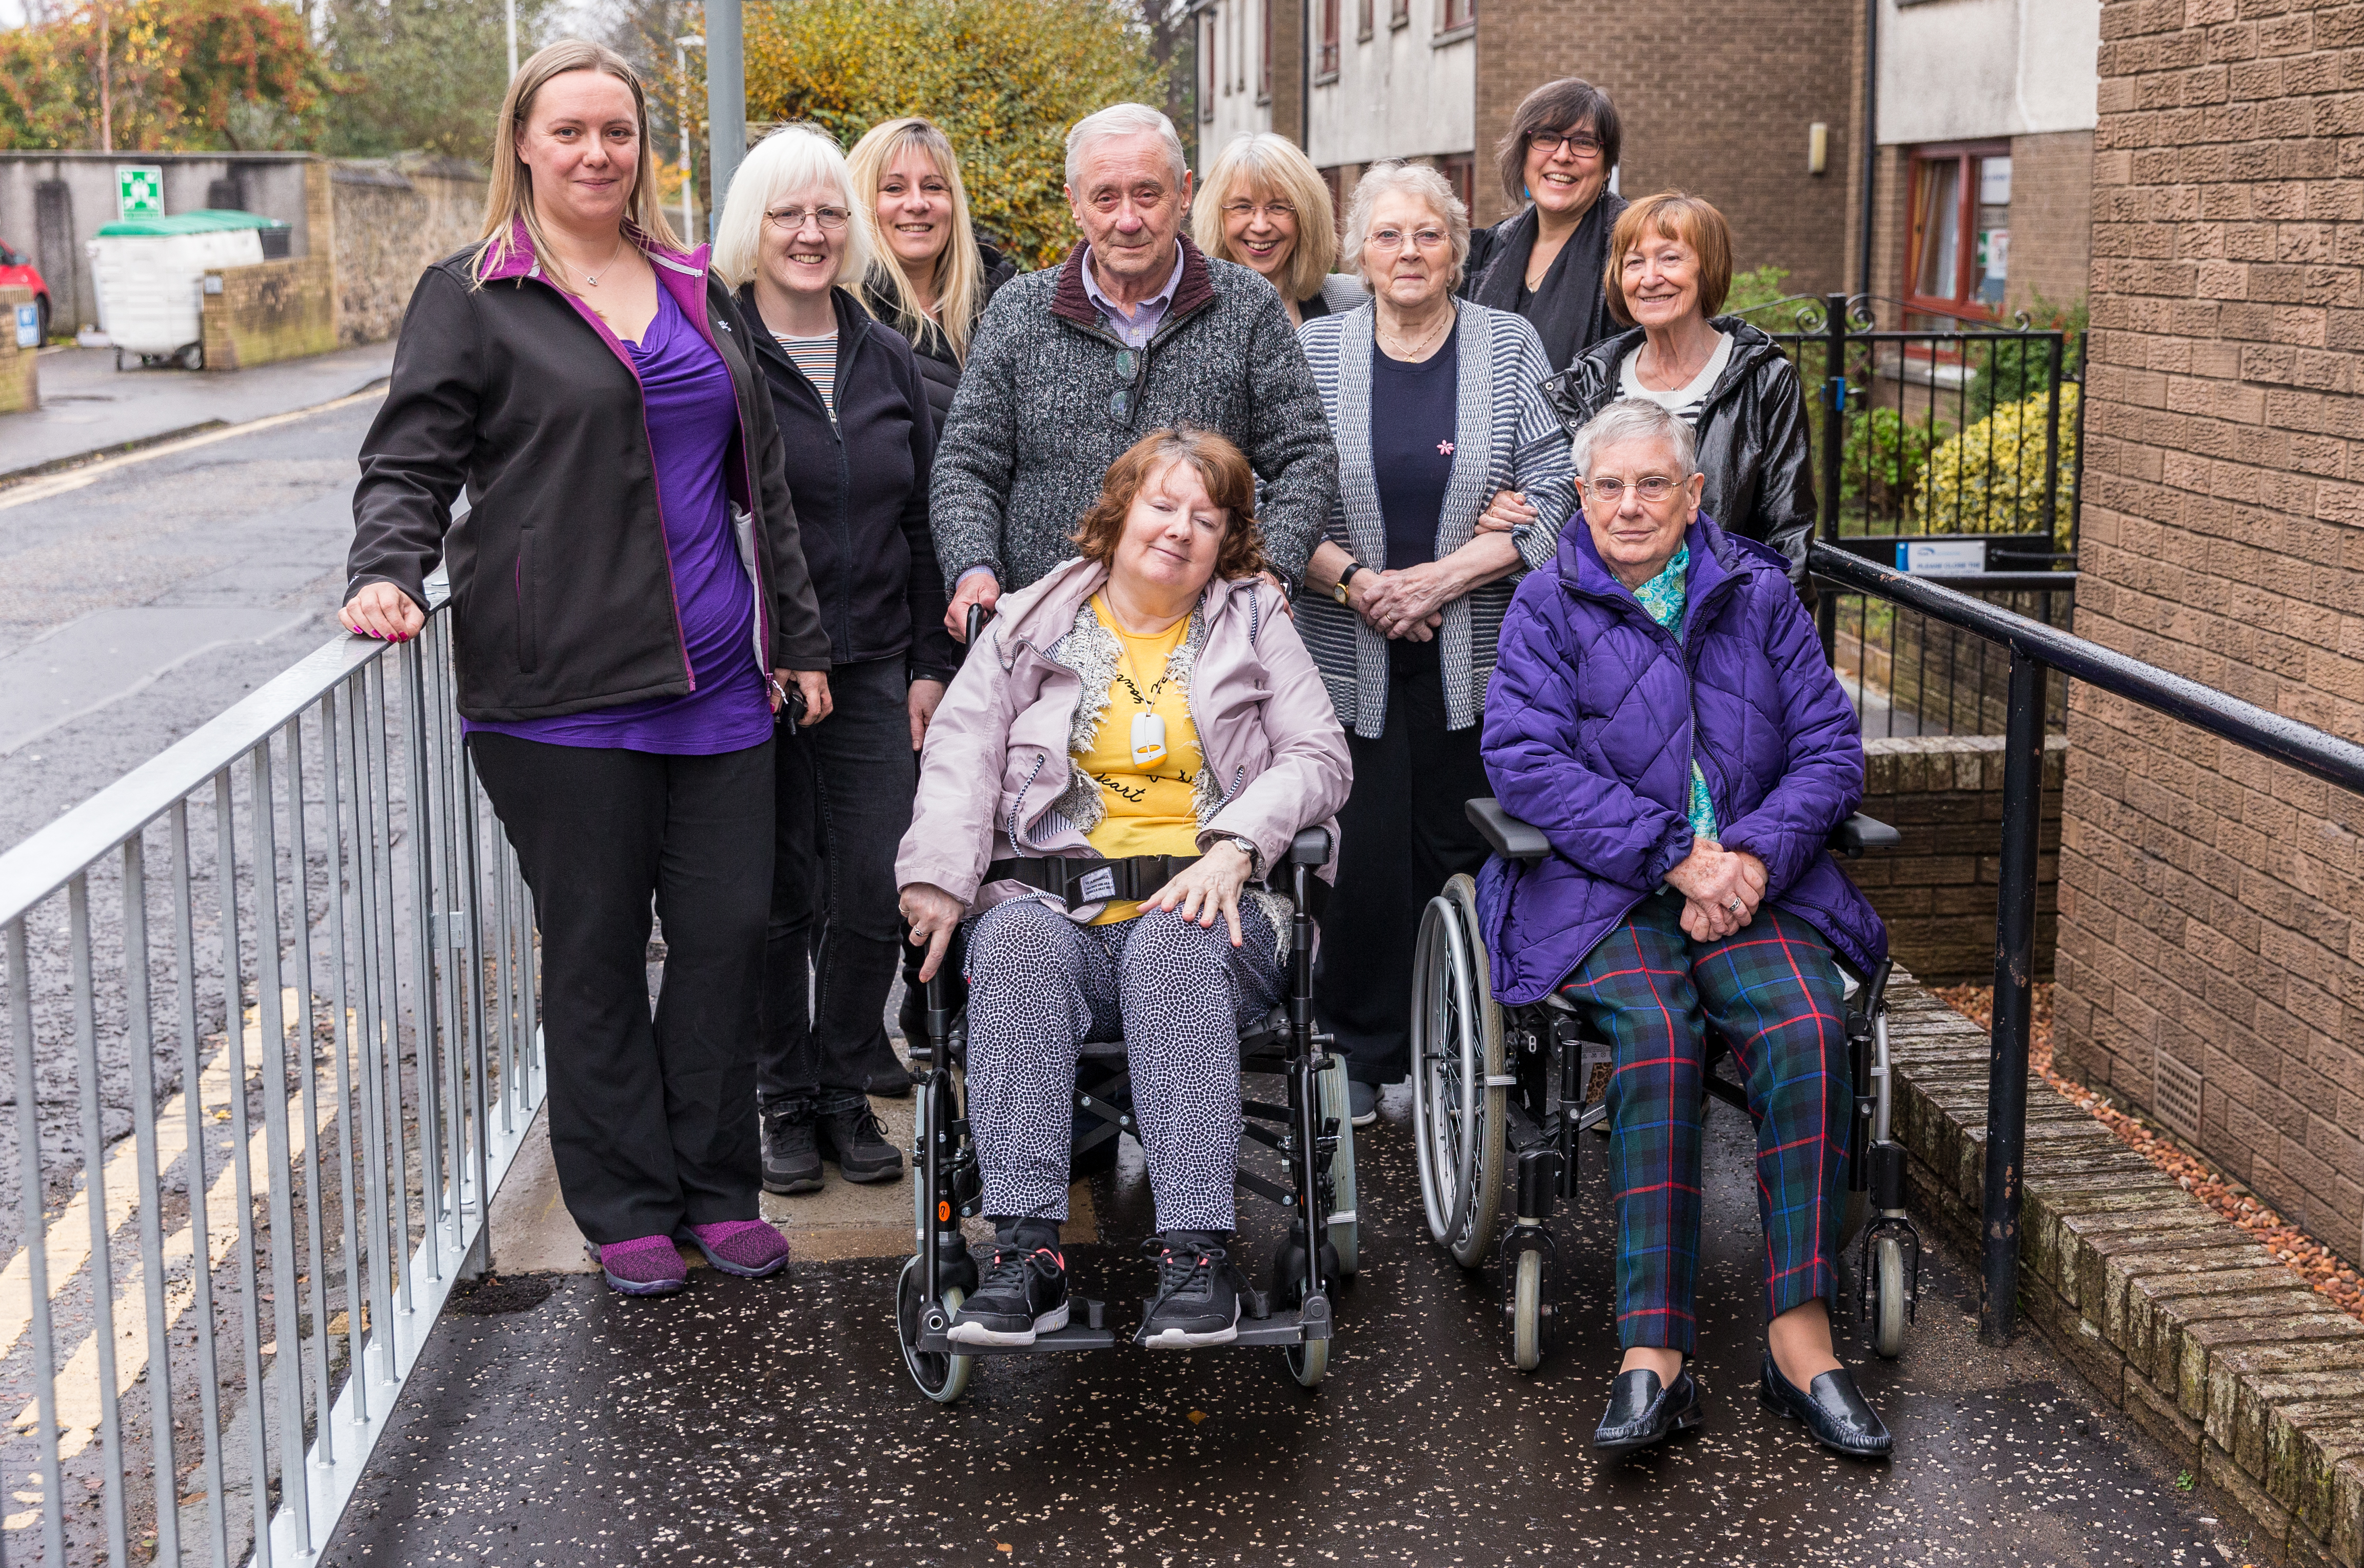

{"left": 984, "top": 853, "right": 1200, "bottom": 904}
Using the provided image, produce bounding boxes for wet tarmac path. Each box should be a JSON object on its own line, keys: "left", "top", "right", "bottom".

{"left": 324, "top": 1086, "right": 2240, "bottom": 1566}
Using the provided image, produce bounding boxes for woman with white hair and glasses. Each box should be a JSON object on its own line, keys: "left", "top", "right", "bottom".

{"left": 1296, "top": 160, "right": 1575, "bottom": 1126}
{"left": 713, "top": 125, "right": 958, "bottom": 1197}
{"left": 343, "top": 39, "right": 828, "bottom": 1296}
{"left": 1190, "top": 132, "right": 1365, "bottom": 329}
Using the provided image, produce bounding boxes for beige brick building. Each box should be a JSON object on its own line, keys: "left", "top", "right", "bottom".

{"left": 2057, "top": 0, "right": 2364, "bottom": 1267}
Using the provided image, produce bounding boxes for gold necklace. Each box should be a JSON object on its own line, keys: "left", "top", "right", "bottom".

{"left": 1379, "top": 304, "right": 1452, "bottom": 360}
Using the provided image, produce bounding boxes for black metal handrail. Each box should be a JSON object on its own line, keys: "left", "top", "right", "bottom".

{"left": 1812, "top": 540, "right": 2364, "bottom": 1346}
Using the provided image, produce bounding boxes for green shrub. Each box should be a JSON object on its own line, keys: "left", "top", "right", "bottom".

{"left": 1841, "top": 406, "right": 1939, "bottom": 523}
{"left": 1914, "top": 382, "right": 2078, "bottom": 549}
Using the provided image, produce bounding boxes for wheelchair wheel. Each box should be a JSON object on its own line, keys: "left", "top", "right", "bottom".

{"left": 1317, "top": 1056, "right": 1360, "bottom": 1278}
{"left": 1286, "top": 1336, "right": 1328, "bottom": 1388}
{"left": 1511, "top": 1249, "right": 1546, "bottom": 1374}
{"left": 1409, "top": 875, "right": 1505, "bottom": 1268}
{"left": 1870, "top": 1235, "right": 1908, "bottom": 1360}
{"left": 896, "top": 1255, "right": 974, "bottom": 1404}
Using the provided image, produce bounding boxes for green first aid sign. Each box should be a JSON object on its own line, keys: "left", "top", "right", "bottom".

{"left": 116, "top": 165, "right": 163, "bottom": 220}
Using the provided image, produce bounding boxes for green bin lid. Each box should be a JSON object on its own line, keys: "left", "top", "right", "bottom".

{"left": 94, "top": 208, "right": 291, "bottom": 237}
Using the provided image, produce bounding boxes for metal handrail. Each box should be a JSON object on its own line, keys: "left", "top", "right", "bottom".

{"left": 0, "top": 585, "right": 541, "bottom": 1567}
{"left": 1810, "top": 538, "right": 2364, "bottom": 1347}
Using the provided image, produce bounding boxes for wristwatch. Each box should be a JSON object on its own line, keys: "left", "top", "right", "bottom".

{"left": 1224, "top": 834, "right": 1263, "bottom": 877}
{"left": 1330, "top": 561, "right": 1368, "bottom": 606}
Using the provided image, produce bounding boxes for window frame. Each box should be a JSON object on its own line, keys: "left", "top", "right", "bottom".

{"left": 1317, "top": 0, "right": 1340, "bottom": 81}
{"left": 1437, "top": 0, "right": 1473, "bottom": 37}
{"left": 1258, "top": 0, "right": 1273, "bottom": 102}
{"left": 1902, "top": 139, "right": 2012, "bottom": 324}
{"left": 1357, "top": 0, "right": 1373, "bottom": 42}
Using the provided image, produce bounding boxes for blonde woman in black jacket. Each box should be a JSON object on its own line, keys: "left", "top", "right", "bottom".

{"left": 343, "top": 40, "right": 828, "bottom": 1297}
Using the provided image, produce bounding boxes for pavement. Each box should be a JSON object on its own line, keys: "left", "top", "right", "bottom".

{"left": 326, "top": 1073, "right": 2246, "bottom": 1567}
{"left": 0, "top": 341, "right": 394, "bottom": 485}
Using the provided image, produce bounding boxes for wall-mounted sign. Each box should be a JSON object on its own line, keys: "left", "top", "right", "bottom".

{"left": 116, "top": 165, "right": 164, "bottom": 220}
{"left": 13, "top": 303, "right": 37, "bottom": 349}
{"left": 1897, "top": 539, "right": 1986, "bottom": 575}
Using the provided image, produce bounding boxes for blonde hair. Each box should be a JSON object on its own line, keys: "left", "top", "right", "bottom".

{"left": 1342, "top": 160, "right": 1472, "bottom": 290}
{"left": 848, "top": 117, "right": 986, "bottom": 363}
{"left": 712, "top": 123, "right": 873, "bottom": 292}
{"left": 472, "top": 39, "right": 681, "bottom": 286}
{"left": 1190, "top": 132, "right": 1338, "bottom": 305}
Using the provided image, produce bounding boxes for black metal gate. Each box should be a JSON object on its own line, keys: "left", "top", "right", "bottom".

{"left": 1736, "top": 292, "right": 2085, "bottom": 737}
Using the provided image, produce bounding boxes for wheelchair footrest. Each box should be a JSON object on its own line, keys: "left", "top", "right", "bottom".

{"left": 913, "top": 1297, "right": 1115, "bottom": 1356}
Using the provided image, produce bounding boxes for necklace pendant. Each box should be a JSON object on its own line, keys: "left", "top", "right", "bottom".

{"left": 1130, "top": 711, "right": 1167, "bottom": 767}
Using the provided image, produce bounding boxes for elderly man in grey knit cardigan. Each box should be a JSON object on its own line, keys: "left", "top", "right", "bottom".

{"left": 931, "top": 103, "right": 1340, "bottom": 634}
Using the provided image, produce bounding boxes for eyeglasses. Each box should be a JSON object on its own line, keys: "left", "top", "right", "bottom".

{"left": 1221, "top": 199, "right": 1297, "bottom": 222}
{"left": 1367, "top": 227, "right": 1449, "bottom": 253}
{"left": 1108, "top": 346, "right": 1151, "bottom": 426}
{"left": 1532, "top": 130, "right": 1604, "bottom": 159}
{"left": 1584, "top": 474, "right": 1681, "bottom": 504}
{"left": 765, "top": 205, "right": 850, "bottom": 232}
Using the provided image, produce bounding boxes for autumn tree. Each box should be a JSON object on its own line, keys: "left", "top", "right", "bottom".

{"left": 323, "top": 0, "right": 558, "bottom": 158}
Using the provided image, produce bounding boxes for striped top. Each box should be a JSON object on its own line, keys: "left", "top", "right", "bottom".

{"left": 774, "top": 330, "right": 838, "bottom": 421}
{"left": 1617, "top": 329, "right": 1734, "bottom": 427}
{"left": 1295, "top": 300, "right": 1577, "bottom": 738}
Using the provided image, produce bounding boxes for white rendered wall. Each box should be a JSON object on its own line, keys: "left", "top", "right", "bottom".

{"left": 1305, "top": 8, "right": 1476, "bottom": 169}
{"left": 1878, "top": 0, "right": 2099, "bottom": 145}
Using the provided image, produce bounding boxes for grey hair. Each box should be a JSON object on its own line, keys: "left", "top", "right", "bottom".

{"left": 1571, "top": 397, "right": 1701, "bottom": 479}
{"left": 1065, "top": 103, "right": 1188, "bottom": 192}
{"left": 1342, "top": 160, "right": 1472, "bottom": 288}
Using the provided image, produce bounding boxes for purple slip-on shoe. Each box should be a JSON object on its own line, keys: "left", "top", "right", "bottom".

{"left": 679, "top": 1220, "right": 791, "bottom": 1279}
{"left": 592, "top": 1235, "right": 689, "bottom": 1296}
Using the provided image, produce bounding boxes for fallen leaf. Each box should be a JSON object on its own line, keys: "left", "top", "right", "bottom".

{"left": 1186, "top": 1410, "right": 1207, "bottom": 1424}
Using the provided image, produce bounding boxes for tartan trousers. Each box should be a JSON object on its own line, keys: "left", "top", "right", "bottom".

{"left": 1557, "top": 893, "right": 1851, "bottom": 1354}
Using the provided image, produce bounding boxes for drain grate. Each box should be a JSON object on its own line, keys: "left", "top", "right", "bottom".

{"left": 2154, "top": 1050, "right": 2203, "bottom": 1141}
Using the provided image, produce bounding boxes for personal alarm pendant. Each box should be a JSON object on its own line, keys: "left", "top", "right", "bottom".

{"left": 1131, "top": 711, "right": 1167, "bottom": 767}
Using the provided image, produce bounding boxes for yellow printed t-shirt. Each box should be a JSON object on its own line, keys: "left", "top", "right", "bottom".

{"left": 1076, "top": 595, "right": 1204, "bottom": 924}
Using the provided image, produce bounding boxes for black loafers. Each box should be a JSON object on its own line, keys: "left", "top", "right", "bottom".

{"left": 1592, "top": 1367, "right": 1703, "bottom": 1457}
{"left": 1759, "top": 1352, "right": 1893, "bottom": 1457}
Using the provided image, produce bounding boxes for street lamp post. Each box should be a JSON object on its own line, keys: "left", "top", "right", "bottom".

{"left": 677, "top": 33, "right": 704, "bottom": 243}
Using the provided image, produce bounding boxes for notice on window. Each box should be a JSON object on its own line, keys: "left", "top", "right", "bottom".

{"left": 1978, "top": 228, "right": 2010, "bottom": 281}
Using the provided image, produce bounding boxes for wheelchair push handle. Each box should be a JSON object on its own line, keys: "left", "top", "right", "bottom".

{"left": 966, "top": 604, "right": 988, "bottom": 650}
{"left": 1465, "top": 796, "right": 1901, "bottom": 865}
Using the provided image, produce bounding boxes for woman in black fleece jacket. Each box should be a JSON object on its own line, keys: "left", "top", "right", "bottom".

{"left": 717, "top": 125, "right": 960, "bottom": 1197}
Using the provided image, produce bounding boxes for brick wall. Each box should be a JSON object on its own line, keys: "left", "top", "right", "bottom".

{"left": 331, "top": 158, "right": 487, "bottom": 347}
{"left": 1270, "top": 0, "right": 1304, "bottom": 152}
{"left": 2012, "top": 128, "right": 2099, "bottom": 314}
{"left": 200, "top": 256, "right": 335, "bottom": 371}
{"left": 1846, "top": 734, "right": 2067, "bottom": 984}
{"left": 2058, "top": 0, "right": 2364, "bottom": 1272}
{"left": 1472, "top": 0, "right": 1856, "bottom": 290}
{"left": 0, "top": 285, "right": 34, "bottom": 414}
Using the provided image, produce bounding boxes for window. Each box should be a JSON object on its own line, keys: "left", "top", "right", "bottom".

{"left": 1438, "top": 0, "right": 1472, "bottom": 34}
{"left": 1259, "top": 0, "right": 1272, "bottom": 101}
{"left": 1201, "top": 12, "right": 1217, "bottom": 116}
{"left": 1317, "top": 0, "right": 1339, "bottom": 78}
{"left": 1904, "top": 144, "right": 2011, "bottom": 324}
{"left": 1438, "top": 153, "right": 1474, "bottom": 216}
{"left": 1391, "top": 0, "right": 1408, "bottom": 27}
{"left": 1357, "top": 0, "right": 1373, "bottom": 41}
{"left": 1321, "top": 165, "right": 1345, "bottom": 231}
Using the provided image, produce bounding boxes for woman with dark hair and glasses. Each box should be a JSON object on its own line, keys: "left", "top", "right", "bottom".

{"left": 1463, "top": 77, "right": 1628, "bottom": 374}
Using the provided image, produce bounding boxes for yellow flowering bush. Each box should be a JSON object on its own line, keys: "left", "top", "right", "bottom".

{"left": 742, "top": 0, "right": 1158, "bottom": 271}
{"left": 1914, "top": 382, "right": 2079, "bottom": 550}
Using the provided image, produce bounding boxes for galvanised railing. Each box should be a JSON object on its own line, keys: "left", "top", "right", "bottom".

{"left": 0, "top": 585, "right": 542, "bottom": 1566}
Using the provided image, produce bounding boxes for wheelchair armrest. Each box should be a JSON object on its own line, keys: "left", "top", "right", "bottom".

{"left": 1466, "top": 797, "right": 1551, "bottom": 862}
{"left": 1829, "top": 813, "right": 1901, "bottom": 859}
{"left": 1287, "top": 827, "right": 1333, "bottom": 866}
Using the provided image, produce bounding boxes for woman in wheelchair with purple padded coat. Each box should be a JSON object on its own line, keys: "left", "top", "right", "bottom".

{"left": 1478, "top": 396, "right": 1894, "bottom": 1459}
{"left": 897, "top": 427, "right": 1350, "bottom": 1352}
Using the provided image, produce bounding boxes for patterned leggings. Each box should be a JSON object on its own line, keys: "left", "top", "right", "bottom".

{"left": 1556, "top": 894, "right": 1851, "bottom": 1355}
{"left": 963, "top": 898, "right": 1284, "bottom": 1234}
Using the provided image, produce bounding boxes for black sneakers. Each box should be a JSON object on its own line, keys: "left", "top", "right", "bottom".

{"left": 947, "top": 1247, "right": 1070, "bottom": 1346}
{"left": 760, "top": 1103, "right": 823, "bottom": 1195}
{"left": 817, "top": 1101, "right": 904, "bottom": 1183}
{"left": 1137, "top": 1232, "right": 1243, "bottom": 1349}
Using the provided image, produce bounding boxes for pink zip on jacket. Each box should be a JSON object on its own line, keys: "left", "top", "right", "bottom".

{"left": 895, "top": 555, "right": 1352, "bottom": 919}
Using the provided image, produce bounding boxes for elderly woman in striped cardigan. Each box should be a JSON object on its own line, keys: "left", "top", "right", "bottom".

{"left": 1297, "top": 160, "right": 1576, "bottom": 1124}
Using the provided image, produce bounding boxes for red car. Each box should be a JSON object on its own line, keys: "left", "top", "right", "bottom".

{"left": 0, "top": 238, "right": 52, "bottom": 343}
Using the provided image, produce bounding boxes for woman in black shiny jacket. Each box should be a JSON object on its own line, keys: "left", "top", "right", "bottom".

{"left": 1541, "top": 194, "right": 1816, "bottom": 599}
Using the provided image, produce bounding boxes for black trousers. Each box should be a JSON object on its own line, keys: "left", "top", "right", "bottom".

{"left": 761, "top": 656, "right": 916, "bottom": 1108}
{"left": 1314, "top": 639, "right": 1492, "bottom": 1085}
{"left": 468, "top": 732, "right": 772, "bottom": 1244}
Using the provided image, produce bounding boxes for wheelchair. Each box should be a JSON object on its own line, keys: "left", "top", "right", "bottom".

{"left": 1410, "top": 797, "right": 1923, "bottom": 1373}
{"left": 894, "top": 826, "right": 1357, "bottom": 1404}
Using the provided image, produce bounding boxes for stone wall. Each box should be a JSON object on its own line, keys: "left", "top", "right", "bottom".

{"left": 199, "top": 256, "right": 335, "bottom": 371}
{"left": 2059, "top": 0, "right": 2364, "bottom": 1273}
{"left": 1472, "top": 0, "right": 1858, "bottom": 290}
{"left": 1845, "top": 734, "right": 2066, "bottom": 984}
{"left": 0, "top": 285, "right": 35, "bottom": 414}
{"left": 330, "top": 158, "right": 487, "bottom": 347}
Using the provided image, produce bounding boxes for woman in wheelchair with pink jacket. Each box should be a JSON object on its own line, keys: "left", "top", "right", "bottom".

{"left": 897, "top": 427, "right": 1350, "bottom": 1351}
{"left": 1480, "top": 396, "right": 1893, "bottom": 1459}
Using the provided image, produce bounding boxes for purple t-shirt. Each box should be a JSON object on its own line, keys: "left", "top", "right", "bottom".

{"left": 468, "top": 285, "right": 771, "bottom": 754}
